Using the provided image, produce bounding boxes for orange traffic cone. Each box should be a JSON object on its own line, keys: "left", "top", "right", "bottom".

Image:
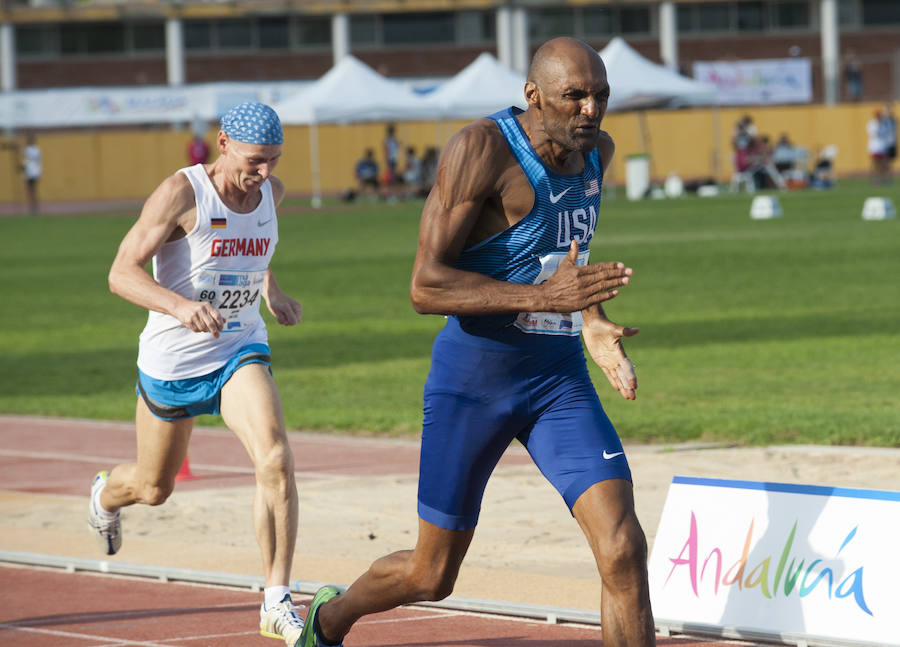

{"left": 175, "top": 455, "right": 196, "bottom": 481}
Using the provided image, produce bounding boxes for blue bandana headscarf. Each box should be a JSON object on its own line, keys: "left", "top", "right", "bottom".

{"left": 221, "top": 102, "right": 283, "bottom": 145}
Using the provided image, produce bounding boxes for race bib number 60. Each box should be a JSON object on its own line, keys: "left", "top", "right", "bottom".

{"left": 514, "top": 249, "right": 589, "bottom": 336}
{"left": 193, "top": 269, "right": 266, "bottom": 333}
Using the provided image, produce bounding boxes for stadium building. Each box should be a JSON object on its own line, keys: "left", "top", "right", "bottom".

{"left": 1, "top": 0, "right": 899, "bottom": 103}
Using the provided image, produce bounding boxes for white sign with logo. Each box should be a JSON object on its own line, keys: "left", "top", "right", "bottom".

{"left": 648, "top": 477, "right": 900, "bottom": 646}
{"left": 692, "top": 58, "right": 812, "bottom": 105}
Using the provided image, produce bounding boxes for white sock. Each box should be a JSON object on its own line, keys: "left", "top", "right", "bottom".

{"left": 265, "top": 586, "right": 291, "bottom": 610}
{"left": 92, "top": 483, "right": 117, "bottom": 519}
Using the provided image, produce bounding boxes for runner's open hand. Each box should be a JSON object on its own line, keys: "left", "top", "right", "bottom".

{"left": 266, "top": 292, "right": 303, "bottom": 326}
{"left": 542, "top": 241, "right": 632, "bottom": 313}
{"left": 582, "top": 312, "right": 639, "bottom": 400}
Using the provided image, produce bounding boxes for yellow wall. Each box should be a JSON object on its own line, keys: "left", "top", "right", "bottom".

{"left": 0, "top": 103, "right": 884, "bottom": 207}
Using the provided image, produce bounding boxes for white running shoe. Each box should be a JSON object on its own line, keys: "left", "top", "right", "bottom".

{"left": 260, "top": 594, "right": 305, "bottom": 646}
{"left": 88, "top": 471, "right": 121, "bottom": 555}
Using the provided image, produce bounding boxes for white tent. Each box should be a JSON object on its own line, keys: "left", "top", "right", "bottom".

{"left": 422, "top": 52, "right": 526, "bottom": 119}
{"left": 599, "top": 37, "right": 717, "bottom": 111}
{"left": 273, "top": 55, "right": 432, "bottom": 125}
{"left": 272, "top": 56, "right": 434, "bottom": 205}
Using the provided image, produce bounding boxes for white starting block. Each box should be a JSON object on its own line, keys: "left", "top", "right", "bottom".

{"left": 861, "top": 197, "right": 896, "bottom": 221}
{"left": 749, "top": 195, "right": 782, "bottom": 220}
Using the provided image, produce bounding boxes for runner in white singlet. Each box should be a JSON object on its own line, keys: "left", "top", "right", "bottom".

{"left": 89, "top": 103, "right": 307, "bottom": 647}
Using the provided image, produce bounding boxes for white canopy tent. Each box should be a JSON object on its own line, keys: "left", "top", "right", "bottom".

{"left": 598, "top": 37, "right": 721, "bottom": 185}
{"left": 272, "top": 55, "right": 433, "bottom": 205}
{"left": 421, "top": 52, "right": 526, "bottom": 119}
{"left": 599, "top": 37, "right": 717, "bottom": 112}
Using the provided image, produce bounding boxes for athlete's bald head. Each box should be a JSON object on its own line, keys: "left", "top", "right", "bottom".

{"left": 527, "top": 37, "right": 606, "bottom": 92}
{"left": 522, "top": 37, "right": 610, "bottom": 155}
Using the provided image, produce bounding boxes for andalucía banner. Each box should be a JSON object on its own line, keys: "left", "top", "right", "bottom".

{"left": 648, "top": 477, "right": 900, "bottom": 646}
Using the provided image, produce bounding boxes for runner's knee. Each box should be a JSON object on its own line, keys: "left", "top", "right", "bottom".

{"left": 594, "top": 517, "right": 648, "bottom": 581}
{"left": 138, "top": 479, "right": 175, "bottom": 506}
{"left": 407, "top": 557, "right": 459, "bottom": 601}
{"left": 254, "top": 442, "right": 295, "bottom": 491}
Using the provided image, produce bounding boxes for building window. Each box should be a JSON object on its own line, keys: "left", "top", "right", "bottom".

{"left": 350, "top": 15, "right": 378, "bottom": 46}
{"left": 297, "top": 16, "right": 331, "bottom": 46}
{"left": 677, "top": 5, "right": 696, "bottom": 32}
{"left": 620, "top": 6, "right": 651, "bottom": 34}
{"left": 458, "top": 10, "right": 494, "bottom": 43}
{"left": 258, "top": 17, "right": 290, "bottom": 50}
{"left": 185, "top": 21, "right": 213, "bottom": 50}
{"left": 838, "top": 0, "right": 860, "bottom": 25}
{"left": 218, "top": 19, "right": 253, "bottom": 49}
{"left": 862, "top": 0, "right": 900, "bottom": 24}
{"left": 530, "top": 8, "right": 575, "bottom": 40}
{"left": 132, "top": 22, "right": 165, "bottom": 51}
{"left": 382, "top": 12, "right": 455, "bottom": 45}
{"left": 737, "top": 1, "right": 766, "bottom": 30}
{"left": 15, "top": 24, "right": 55, "bottom": 56}
{"left": 584, "top": 6, "right": 614, "bottom": 35}
{"left": 61, "top": 22, "right": 125, "bottom": 54}
{"left": 774, "top": 1, "right": 811, "bottom": 28}
{"left": 698, "top": 3, "right": 731, "bottom": 31}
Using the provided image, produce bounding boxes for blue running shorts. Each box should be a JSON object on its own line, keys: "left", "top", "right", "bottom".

{"left": 417, "top": 318, "right": 632, "bottom": 531}
{"left": 136, "top": 343, "right": 271, "bottom": 421}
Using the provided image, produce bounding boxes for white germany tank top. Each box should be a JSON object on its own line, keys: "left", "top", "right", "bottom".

{"left": 137, "top": 163, "right": 279, "bottom": 380}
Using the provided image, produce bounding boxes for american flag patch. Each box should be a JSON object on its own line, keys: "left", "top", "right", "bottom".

{"left": 584, "top": 179, "right": 600, "bottom": 197}
{"left": 211, "top": 217, "right": 227, "bottom": 229}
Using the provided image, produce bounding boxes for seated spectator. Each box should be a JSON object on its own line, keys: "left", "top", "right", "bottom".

{"left": 355, "top": 149, "right": 380, "bottom": 198}
{"left": 772, "top": 134, "right": 796, "bottom": 174}
{"left": 749, "top": 135, "right": 787, "bottom": 190}
{"left": 810, "top": 145, "right": 838, "bottom": 189}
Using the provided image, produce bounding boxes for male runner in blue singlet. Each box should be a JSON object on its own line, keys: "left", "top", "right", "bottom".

{"left": 301, "top": 38, "right": 655, "bottom": 647}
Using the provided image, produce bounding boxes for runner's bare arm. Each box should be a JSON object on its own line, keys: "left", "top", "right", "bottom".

{"left": 263, "top": 268, "right": 302, "bottom": 326}
{"left": 410, "top": 122, "right": 630, "bottom": 316}
{"left": 108, "top": 173, "right": 226, "bottom": 336}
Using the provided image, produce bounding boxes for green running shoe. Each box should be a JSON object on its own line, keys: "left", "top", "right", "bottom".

{"left": 299, "top": 585, "right": 342, "bottom": 647}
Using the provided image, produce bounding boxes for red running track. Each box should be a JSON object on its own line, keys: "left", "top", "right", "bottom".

{"left": 0, "top": 416, "right": 756, "bottom": 646}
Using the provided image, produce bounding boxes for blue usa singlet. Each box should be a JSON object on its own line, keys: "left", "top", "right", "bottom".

{"left": 417, "top": 107, "right": 632, "bottom": 532}
{"left": 453, "top": 106, "right": 604, "bottom": 339}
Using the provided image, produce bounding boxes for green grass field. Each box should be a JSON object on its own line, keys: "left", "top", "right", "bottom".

{"left": 2, "top": 179, "right": 898, "bottom": 445}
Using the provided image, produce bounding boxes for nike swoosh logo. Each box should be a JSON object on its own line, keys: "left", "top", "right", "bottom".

{"left": 603, "top": 450, "right": 624, "bottom": 460}
{"left": 548, "top": 187, "right": 571, "bottom": 204}
{"left": 257, "top": 218, "right": 272, "bottom": 227}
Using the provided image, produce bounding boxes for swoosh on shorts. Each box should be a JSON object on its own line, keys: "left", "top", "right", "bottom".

{"left": 603, "top": 450, "right": 624, "bottom": 460}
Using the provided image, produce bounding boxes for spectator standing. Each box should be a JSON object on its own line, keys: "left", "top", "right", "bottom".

{"left": 883, "top": 102, "right": 897, "bottom": 179}
{"left": 22, "top": 134, "right": 42, "bottom": 215}
{"left": 867, "top": 110, "right": 891, "bottom": 185}
{"left": 383, "top": 123, "right": 399, "bottom": 186}
{"left": 844, "top": 52, "right": 863, "bottom": 102}
{"left": 402, "top": 146, "right": 424, "bottom": 198}
{"left": 187, "top": 133, "right": 211, "bottom": 166}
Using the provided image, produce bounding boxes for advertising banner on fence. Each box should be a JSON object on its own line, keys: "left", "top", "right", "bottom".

{"left": 648, "top": 477, "right": 900, "bottom": 646}
{"left": 0, "top": 81, "right": 309, "bottom": 129}
{"left": 692, "top": 58, "right": 811, "bottom": 105}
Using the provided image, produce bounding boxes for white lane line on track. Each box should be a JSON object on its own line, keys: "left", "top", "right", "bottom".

{"left": 0, "top": 448, "right": 351, "bottom": 480}
{"left": 0, "top": 623, "right": 173, "bottom": 646}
